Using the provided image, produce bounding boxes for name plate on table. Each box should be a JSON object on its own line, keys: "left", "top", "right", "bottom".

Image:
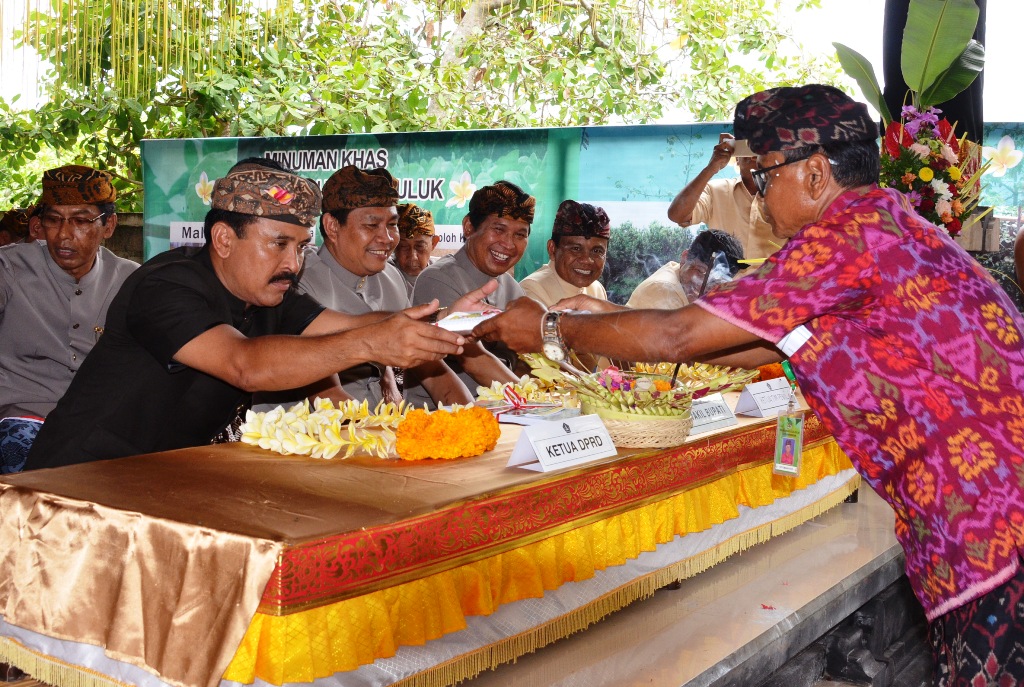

{"left": 734, "top": 378, "right": 794, "bottom": 417}
{"left": 688, "top": 393, "right": 738, "bottom": 435}
{"left": 507, "top": 415, "right": 617, "bottom": 472}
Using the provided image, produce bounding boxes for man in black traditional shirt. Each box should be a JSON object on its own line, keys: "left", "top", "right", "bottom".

{"left": 26, "top": 159, "right": 487, "bottom": 469}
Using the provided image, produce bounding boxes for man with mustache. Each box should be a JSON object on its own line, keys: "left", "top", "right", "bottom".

{"left": 25, "top": 159, "right": 480, "bottom": 469}
{"left": 0, "top": 167, "right": 136, "bottom": 474}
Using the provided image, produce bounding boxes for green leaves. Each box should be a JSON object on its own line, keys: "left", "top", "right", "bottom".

{"left": 834, "top": 0, "right": 983, "bottom": 123}
{"left": 833, "top": 42, "right": 893, "bottom": 124}
{"left": 901, "top": 0, "right": 979, "bottom": 99}
{"left": 1, "top": 0, "right": 844, "bottom": 209}
{"left": 918, "top": 38, "right": 985, "bottom": 108}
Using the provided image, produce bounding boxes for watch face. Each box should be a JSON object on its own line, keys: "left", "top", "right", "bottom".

{"left": 543, "top": 342, "right": 566, "bottom": 361}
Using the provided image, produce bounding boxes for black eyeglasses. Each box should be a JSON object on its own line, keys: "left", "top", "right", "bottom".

{"left": 750, "top": 151, "right": 834, "bottom": 196}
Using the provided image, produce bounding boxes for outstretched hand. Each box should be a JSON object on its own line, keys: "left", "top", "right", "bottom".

{"left": 471, "top": 296, "right": 547, "bottom": 352}
{"left": 552, "top": 294, "right": 626, "bottom": 314}
{"left": 452, "top": 279, "right": 500, "bottom": 314}
{"left": 372, "top": 307, "right": 466, "bottom": 368}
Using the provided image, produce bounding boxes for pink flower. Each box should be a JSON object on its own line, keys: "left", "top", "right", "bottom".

{"left": 940, "top": 143, "right": 958, "bottom": 165}
{"left": 909, "top": 143, "right": 931, "bottom": 160}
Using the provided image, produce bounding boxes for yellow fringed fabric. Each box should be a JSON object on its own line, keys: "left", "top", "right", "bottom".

{"left": 225, "top": 440, "right": 854, "bottom": 685}
{"left": 0, "top": 637, "right": 129, "bottom": 687}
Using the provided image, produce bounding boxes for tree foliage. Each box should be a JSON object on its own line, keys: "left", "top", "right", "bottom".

{"left": 0, "top": 0, "right": 841, "bottom": 210}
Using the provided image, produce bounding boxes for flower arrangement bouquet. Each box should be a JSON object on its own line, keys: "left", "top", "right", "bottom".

{"left": 834, "top": 0, "right": 988, "bottom": 239}
{"left": 879, "top": 105, "right": 986, "bottom": 237}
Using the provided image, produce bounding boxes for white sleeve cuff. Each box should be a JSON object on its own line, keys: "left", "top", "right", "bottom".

{"left": 777, "top": 325, "right": 812, "bottom": 357}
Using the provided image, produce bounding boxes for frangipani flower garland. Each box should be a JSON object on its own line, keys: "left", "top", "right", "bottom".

{"left": 240, "top": 397, "right": 409, "bottom": 459}
{"left": 240, "top": 398, "right": 500, "bottom": 461}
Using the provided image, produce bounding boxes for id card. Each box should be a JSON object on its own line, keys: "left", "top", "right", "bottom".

{"left": 773, "top": 406, "right": 804, "bottom": 476}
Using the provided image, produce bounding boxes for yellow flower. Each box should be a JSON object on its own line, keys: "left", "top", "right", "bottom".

{"left": 446, "top": 171, "right": 476, "bottom": 208}
{"left": 947, "top": 166, "right": 962, "bottom": 181}
{"left": 917, "top": 167, "right": 934, "bottom": 182}
{"left": 194, "top": 171, "right": 214, "bottom": 205}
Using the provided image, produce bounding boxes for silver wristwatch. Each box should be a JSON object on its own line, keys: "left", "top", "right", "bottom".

{"left": 541, "top": 311, "right": 567, "bottom": 362}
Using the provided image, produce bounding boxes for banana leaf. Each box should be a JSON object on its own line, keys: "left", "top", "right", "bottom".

{"left": 901, "top": 0, "right": 979, "bottom": 99}
{"left": 833, "top": 42, "right": 893, "bottom": 125}
{"left": 918, "top": 39, "right": 985, "bottom": 108}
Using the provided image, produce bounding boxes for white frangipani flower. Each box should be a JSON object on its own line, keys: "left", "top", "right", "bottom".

{"left": 982, "top": 135, "right": 1023, "bottom": 178}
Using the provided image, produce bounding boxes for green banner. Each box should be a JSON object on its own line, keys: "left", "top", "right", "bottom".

{"left": 142, "top": 122, "right": 1024, "bottom": 302}
{"left": 142, "top": 124, "right": 723, "bottom": 286}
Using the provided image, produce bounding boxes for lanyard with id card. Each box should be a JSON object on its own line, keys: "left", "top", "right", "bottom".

{"left": 773, "top": 360, "right": 804, "bottom": 476}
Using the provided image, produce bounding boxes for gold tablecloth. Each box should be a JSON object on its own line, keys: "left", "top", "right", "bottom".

{"left": 0, "top": 410, "right": 853, "bottom": 687}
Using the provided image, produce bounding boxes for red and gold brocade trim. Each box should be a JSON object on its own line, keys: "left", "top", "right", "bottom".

{"left": 226, "top": 438, "right": 854, "bottom": 685}
{"left": 259, "top": 416, "right": 830, "bottom": 614}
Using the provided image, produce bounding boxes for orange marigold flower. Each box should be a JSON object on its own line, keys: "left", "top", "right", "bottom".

{"left": 396, "top": 407, "right": 501, "bottom": 460}
{"left": 901, "top": 172, "right": 917, "bottom": 186}
{"left": 757, "top": 363, "right": 785, "bottom": 381}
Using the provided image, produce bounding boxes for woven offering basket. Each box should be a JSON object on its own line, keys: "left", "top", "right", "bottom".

{"left": 582, "top": 404, "right": 694, "bottom": 449}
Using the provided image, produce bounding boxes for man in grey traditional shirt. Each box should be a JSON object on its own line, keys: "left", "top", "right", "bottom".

{"left": 286, "top": 166, "right": 472, "bottom": 407}
{"left": 0, "top": 165, "right": 137, "bottom": 473}
{"left": 411, "top": 181, "right": 533, "bottom": 397}
{"left": 391, "top": 203, "right": 439, "bottom": 297}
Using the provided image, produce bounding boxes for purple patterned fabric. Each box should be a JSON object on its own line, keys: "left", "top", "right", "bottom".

{"left": 699, "top": 186, "right": 1024, "bottom": 621}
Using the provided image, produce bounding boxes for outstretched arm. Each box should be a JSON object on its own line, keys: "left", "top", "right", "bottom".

{"left": 174, "top": 302, "right": 467, "bottom": 392}
{"left": 473, "top": 296, "right": 769, "bottom": 367}
{"left": 456, "top": 341, "right": 520, "bottom": 386}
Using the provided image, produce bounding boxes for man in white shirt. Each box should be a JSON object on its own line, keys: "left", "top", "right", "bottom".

{"left": 0, "top": 166, "right": 137, "bottom": 474}
{"left": 667, "top": 133, "right": 782, "bottom": 260}
{"left": 626, "top": 229, "right": 743, "bottom": 309}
